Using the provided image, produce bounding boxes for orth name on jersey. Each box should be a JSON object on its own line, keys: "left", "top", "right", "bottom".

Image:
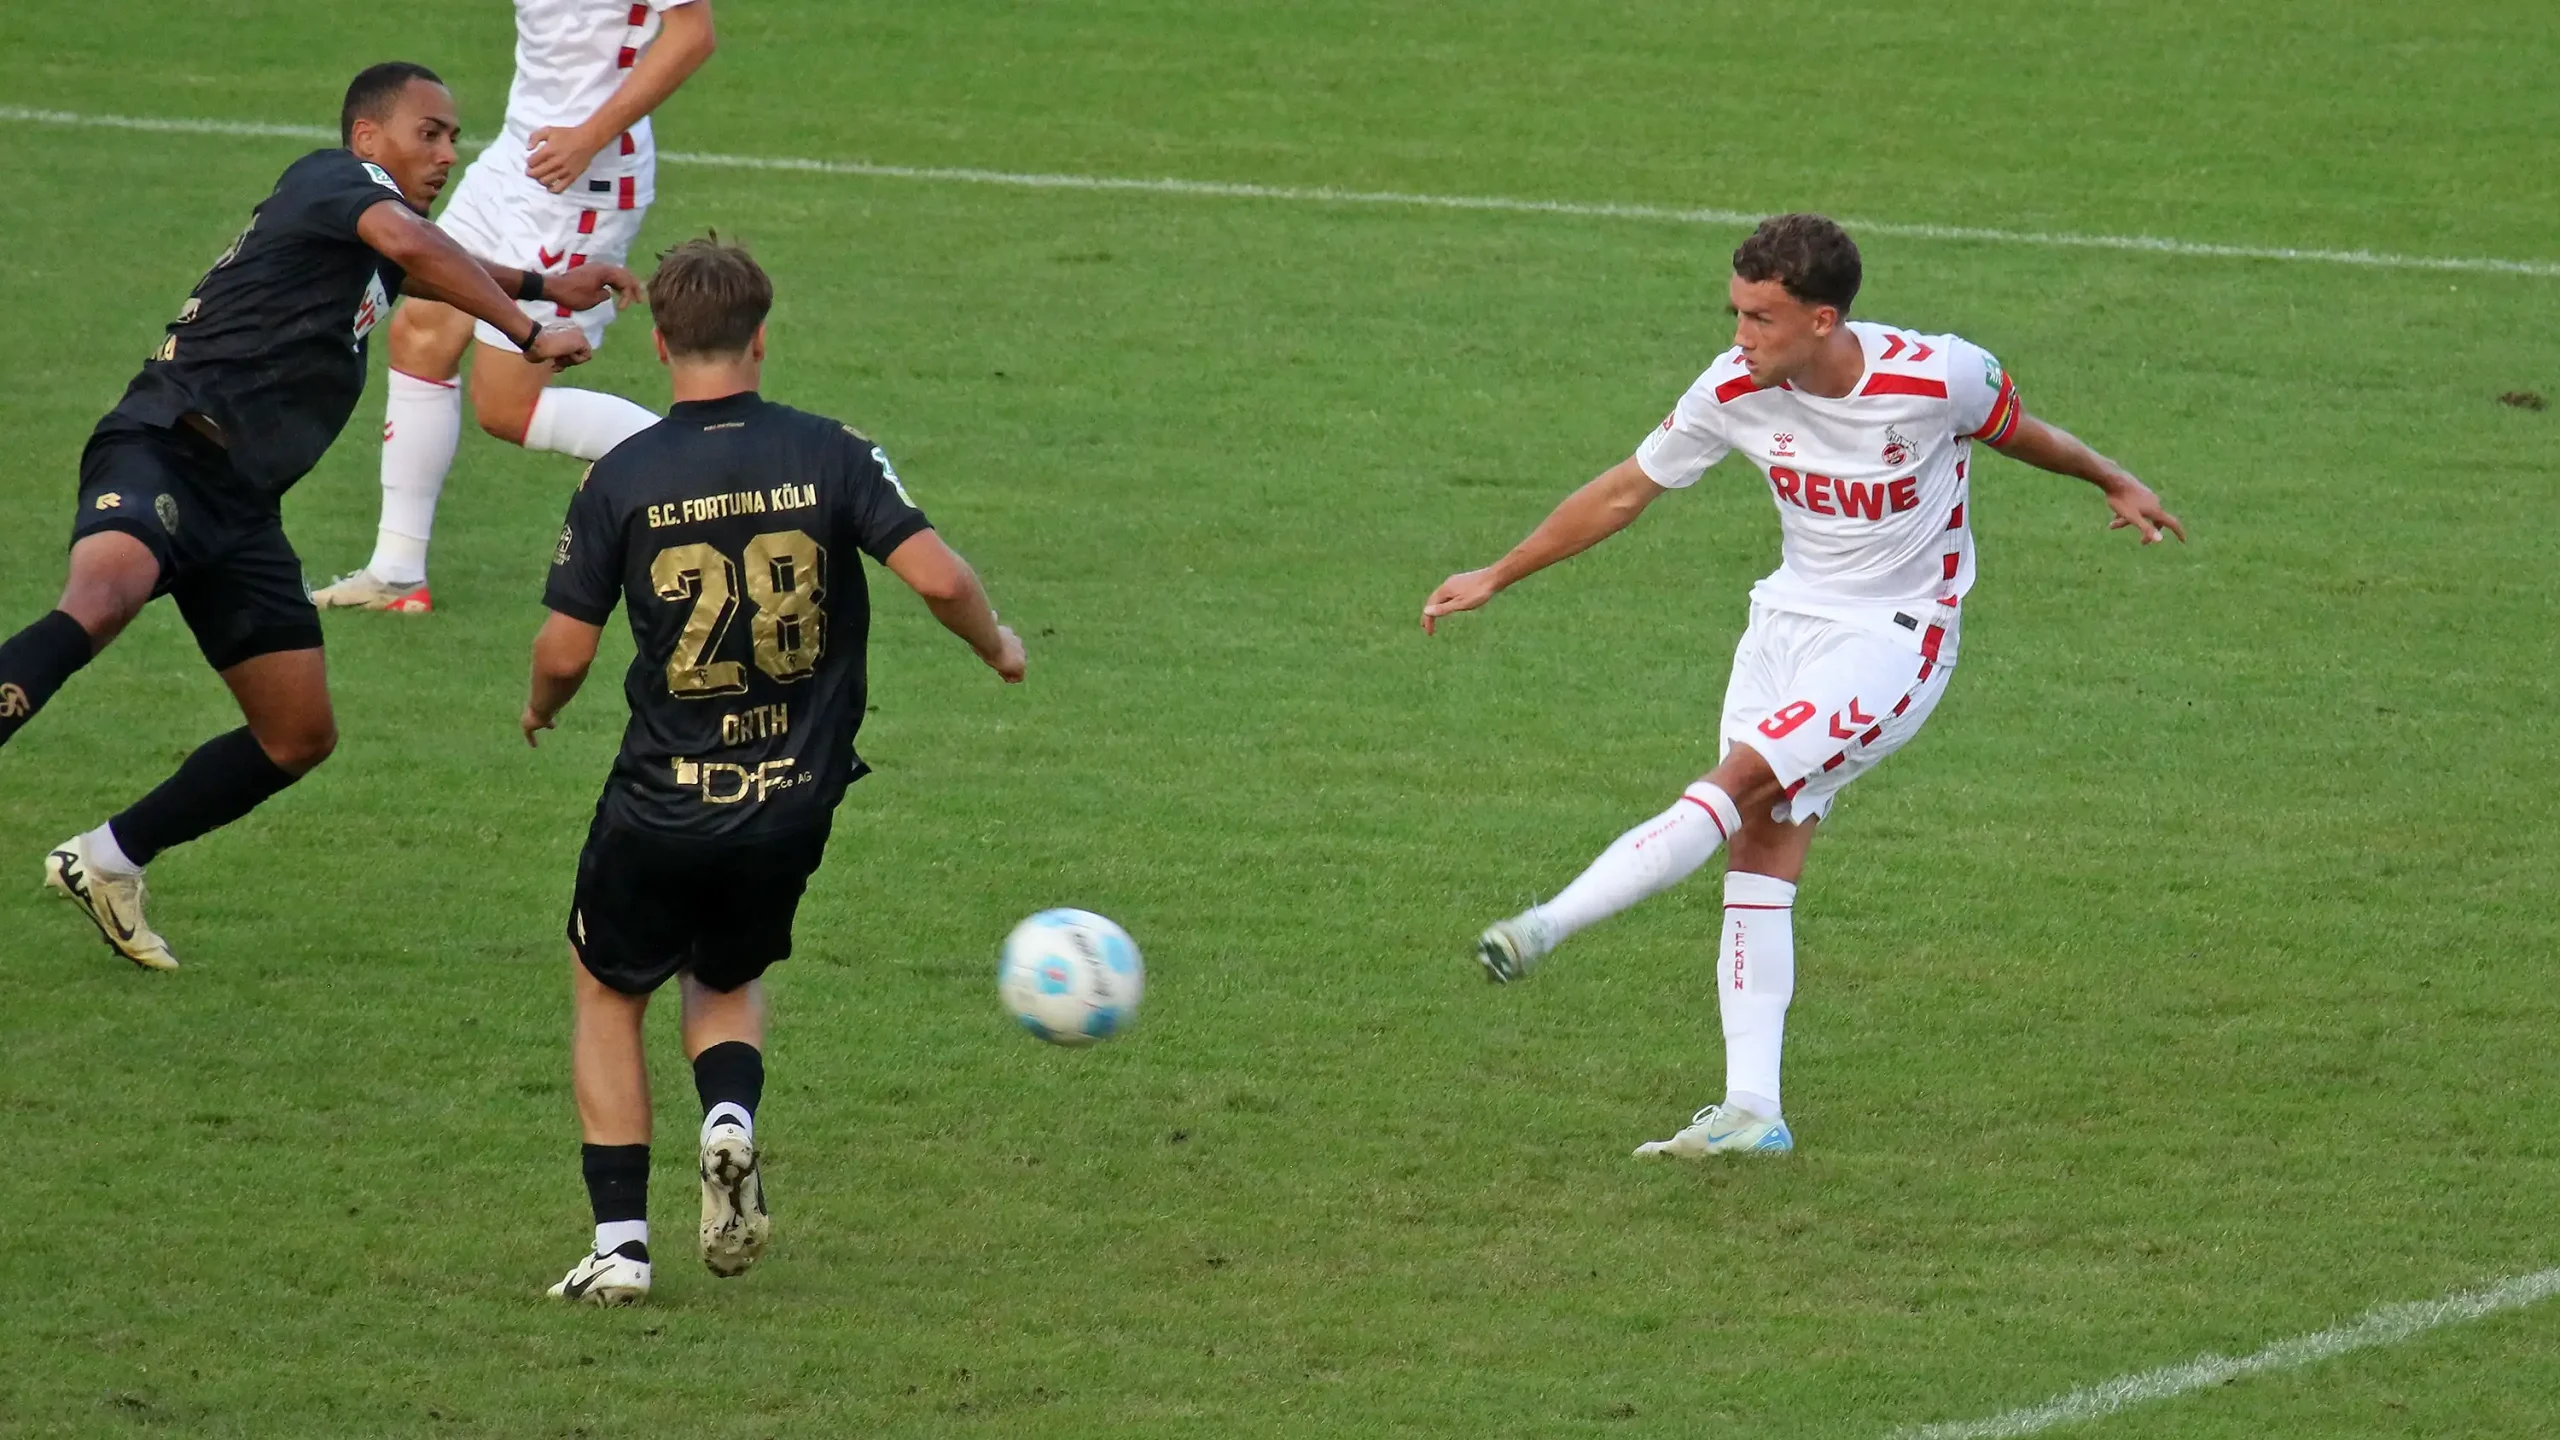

{"left": 105, "top": 149, "right": 414, "bottom": 495}
{"left": 545, "top": 390, "right": 933, "bottom": 841}
{"left": 1633, "top": 321, "right": 2020, "bottom": 665}
{"left": 500, "top": 0, "right": 700, "bottom": 209}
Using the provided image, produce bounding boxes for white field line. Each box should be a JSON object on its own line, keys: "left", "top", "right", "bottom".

{"left": 5, "top": 103, "right": 2556, "bottom": 280}
{"left": 1892, "top": 1266, "right": 2560, "bottom": 1440}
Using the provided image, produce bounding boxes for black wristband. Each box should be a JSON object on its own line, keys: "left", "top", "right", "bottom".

{"left": 513, "top": 320, "right": 545, "bottom": 354}
{"left": 516, "top": 268, "right": 549, "bottom": 303}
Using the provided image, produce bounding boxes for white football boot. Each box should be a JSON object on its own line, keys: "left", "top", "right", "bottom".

{"left": 311, "top": 569, "right": 433, "bottom": 614}
{"left": 698, "top": 1122, "right": 770, "bottom": 1278}
{"left": 42, "top": 836, "right": 179, "bottom": 971}
{"left": 547, "top": 1242, "right": 652, "bottom": 1306}
{"left": 1474, "top": 912, "right": 1557, "bottom": 984}
{"left": 1633, "top": 1103, "right": 1795, "bottom": 1158}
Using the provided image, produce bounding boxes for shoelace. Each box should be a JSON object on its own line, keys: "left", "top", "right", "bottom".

{"left": 1686, "top": 1104, "right": 1728, "bottom": 1129}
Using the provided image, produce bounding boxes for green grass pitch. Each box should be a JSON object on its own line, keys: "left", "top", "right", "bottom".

{"left": 3, "top": 2, "right": 2557, "bottom": 1435}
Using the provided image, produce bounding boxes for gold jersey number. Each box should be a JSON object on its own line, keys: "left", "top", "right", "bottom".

{"left": 650, "top": 529, "right": 827, "bottom": 698}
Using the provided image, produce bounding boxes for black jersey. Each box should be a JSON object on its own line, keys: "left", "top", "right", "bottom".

{"left": 104, "top": 148, "right": 413, "bottom": 496}
{"left": 545, "top": 391, "right": 933, "bottom": 841}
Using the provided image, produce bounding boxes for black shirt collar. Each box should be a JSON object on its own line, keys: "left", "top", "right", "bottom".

{"left": 667, "top": 390, "right": 763, "bottom": 421}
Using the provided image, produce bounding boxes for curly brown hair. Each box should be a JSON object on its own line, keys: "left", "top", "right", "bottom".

{"left": 1732, "top": 214, "right": 1861, "bottom": 313}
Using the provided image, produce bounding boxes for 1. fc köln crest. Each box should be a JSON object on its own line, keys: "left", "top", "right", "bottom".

{"left": 1881, "top": 426, "right": 1914, "bottom": 468}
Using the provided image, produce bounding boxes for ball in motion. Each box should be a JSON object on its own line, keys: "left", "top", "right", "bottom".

{"left": 1000, "top": 909, "right": 1144, "bottom": 1046}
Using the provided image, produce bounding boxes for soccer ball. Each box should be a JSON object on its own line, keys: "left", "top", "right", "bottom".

{"left": 999, "top": 909, "right": 1144, "bottom": 1046}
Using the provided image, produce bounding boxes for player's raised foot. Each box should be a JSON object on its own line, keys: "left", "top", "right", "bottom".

{"left": 1633, "top": 1103, "right": 1794, "bottom": 1159}
{"left": 547, "top": 1241, "right": 651, "bottom": 1306}
{"left": 698, "top": 1123, "right": 769, "bottom": 1278}
{"left": 1475, "top": 912, "right": 1557, "bottom": 984}
{"left": 42, "top": 836, "right": 178, "bottom": 972}
{"left": 311, "top": 568, "right": 432, "bottom": 613}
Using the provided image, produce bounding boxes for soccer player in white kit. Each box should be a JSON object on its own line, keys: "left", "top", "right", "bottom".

{"left": 1421, "top": 215, "right": 2184, "bottom": 1159}
{"left": 314, "top": 0, "right": 717, "bottom": 613}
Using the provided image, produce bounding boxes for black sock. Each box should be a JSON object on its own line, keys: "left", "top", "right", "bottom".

{"left": 108, "top": 727, "right": 299, "bottom": 866}
{"left": 0, "top": 611, "right": 96, "bottom": 749}
{"left": 693, "top": 1040, "right": 765, "bottom": 1123}
{"left": 582, "top": 1142, "right": 649, "bottom": 1258}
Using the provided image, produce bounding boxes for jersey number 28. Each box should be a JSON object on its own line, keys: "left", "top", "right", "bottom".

{"left": 650, "top": 530, "right": 827, "bottom": 697}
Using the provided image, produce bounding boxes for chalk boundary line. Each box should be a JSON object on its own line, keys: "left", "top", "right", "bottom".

{"left": 4, "top": 104, "right": 2555, "bottom": 281}
{"left": 1890, "top": 1265, "right": 2560, "bottom": 1439}
{"left": 9, "top": 97, "right": 2560, "bottom": 1440}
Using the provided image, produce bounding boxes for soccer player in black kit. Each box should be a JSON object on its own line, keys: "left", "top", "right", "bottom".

{"left": 0, "top": 63, "right": 636, "bottom": 970}
{"left": 524, "top": 238, "right": 1025, "bottom": 1305}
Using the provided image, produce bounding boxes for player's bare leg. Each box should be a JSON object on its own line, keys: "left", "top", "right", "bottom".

{"left": 681, "top": 974, "right": 770, "bottom": 1278}
{"left": 1633, "top": 798, "right": 1809, "bottom": 1159}
{"left": 35, "top": 559, "right": 330, "bottom": 973}
{"left": 222, "top": 648, "right": 341, "bottom": 778}
{"left": 21, "top": 534, "right": 168, "bottom": 964}
{"left": 54, "top": 531, "right": 160, "bottom": 650}
{"left": 322, "top": 297, "right": 654, "bottom": 613}
{"left": 4, "top": 529, "right": 150, "bottom": 750}
{"left": 465, "top": 325, "right": 559, "bottom": 447}
{"left": 3, "top": 530, "right": 152, "bottom": 740}
{"left": 555, "top": 954, "right": 654, "bottom": 1305}
{"left": 472, "top": 329, "right": 655, "bottom": 458}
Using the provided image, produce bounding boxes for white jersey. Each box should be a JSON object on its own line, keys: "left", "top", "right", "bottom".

{"left": 1634, "top": 321, "right": 2020, "bottom": 665}
{"left": 496, "top": 0, "right": 698, "bottom": 210}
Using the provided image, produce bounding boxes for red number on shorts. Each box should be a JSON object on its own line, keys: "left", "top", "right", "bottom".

{"left": 1758, "top": 700, "right": 1816, "bottom": 739}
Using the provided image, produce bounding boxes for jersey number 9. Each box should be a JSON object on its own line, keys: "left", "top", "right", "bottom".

{"left": 649, "top": 530, "right": 828, "bottom": 698}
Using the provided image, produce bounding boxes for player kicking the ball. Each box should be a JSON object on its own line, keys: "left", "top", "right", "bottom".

{"left": 1421, "top": 214, "right": 2183, "bottom": 1158}
{"left": 525, "top": 239, "right": 1025, "bottom": 1305}
{"left": 315, "top": 0, "right": 717, "bottom": 613}
{"left": 0, "top": 64, "right": 626, "bottom": 971}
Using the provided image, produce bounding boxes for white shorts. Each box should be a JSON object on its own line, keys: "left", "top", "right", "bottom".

{"left": 434, "top": 139, "right": 649, "bottom": 351}
{"left": 1718, "top": 603, "right": 1956, "bottom": 825}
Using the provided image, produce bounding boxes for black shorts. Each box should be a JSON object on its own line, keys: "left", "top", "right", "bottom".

{"left": 568, "top": 813, "right": 834, "bottom": 996}
{"left": 74, "top": 420, "right": 322, "bottom": 672}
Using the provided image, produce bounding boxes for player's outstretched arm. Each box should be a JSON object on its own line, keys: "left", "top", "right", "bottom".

{"left": 1992, "top": 411, "right": 2186, "bottom": 544}
{"left": 527, "top": 1, "right": 719, "bottom": 193}
{"left": 354, "top": 201, "right": 593, "bottom": 370}
{"left": 522, "top": 612, "right": 605, "bottom": 746}
{"left": 1421, "top": 456, "right": 1664, "bottom": 634}
{"left": 506, "top": 260, "right": 642, "bottom": 316}
{"left": 883, "top": 531, "right": 1026, "bottom": 683}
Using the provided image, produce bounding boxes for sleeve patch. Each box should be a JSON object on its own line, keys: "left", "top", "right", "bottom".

{"left": 872, "top": 446, "right": 916, "bottom": 508}
{"left": 360, "top": 162, "right": 402, "bottom": 193}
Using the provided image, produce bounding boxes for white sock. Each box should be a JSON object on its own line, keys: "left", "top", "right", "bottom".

{"left": 594, "top": 1219, "right": 648, "bottom": 1257}
{"left": 1720, "top": 870, "right": 1797, "bottom": 1118}
{"left": 367, "top": 370, "right": 462, "bottom": 585}
{"left": 1528, "top": 781, "right": 1740, "bottom": 942}
{"left": 523, "top": 387, "right": 657, "bottom": 462}
{"left": 702, "top": 1103, "right": 753, "bottom": 1142}
{"left": 85, "top": 822, "right": 142, "bottom": 878}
